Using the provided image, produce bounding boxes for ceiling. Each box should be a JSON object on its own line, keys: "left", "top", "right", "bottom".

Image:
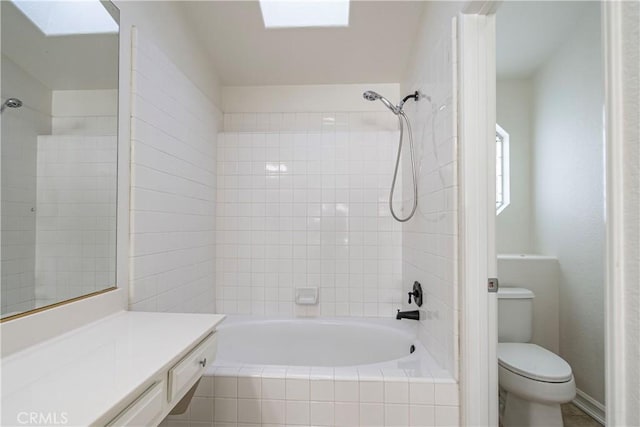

{"left": 180, "top": 1, "right": 426, "bottom": 86}
{"left": 496, "top": 1, "right": 593, "bottom": 78}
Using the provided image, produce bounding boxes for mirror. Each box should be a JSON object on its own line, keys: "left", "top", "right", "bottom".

{"left": 1, "top": 0, "right": 119, "bottom": 319}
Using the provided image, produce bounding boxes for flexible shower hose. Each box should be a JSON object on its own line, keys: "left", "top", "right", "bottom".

{"left": 389, "top": 110, "right": 418, "bottom": 222}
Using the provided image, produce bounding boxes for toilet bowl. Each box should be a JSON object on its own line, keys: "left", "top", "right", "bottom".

{"left": 497, "top": 288, "right": 576, "bottom": 427}
{"left": 499, "top": 343, "right": 576, "bottom": 427}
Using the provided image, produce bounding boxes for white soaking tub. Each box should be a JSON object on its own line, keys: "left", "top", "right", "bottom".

{"left": 171, "top": 317, "right": 459, "bottom": 427}
{"left": 215, "top": 316, "right": 418, "bottom": 367}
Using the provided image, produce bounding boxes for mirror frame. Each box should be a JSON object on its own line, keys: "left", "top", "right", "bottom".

{"left": 0, "top": 0, "right": 121, "bottom": 323}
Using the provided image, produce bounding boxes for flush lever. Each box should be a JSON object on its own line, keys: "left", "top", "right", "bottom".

{"left": 199, "top": 358, "right": 207, "bottom": 367}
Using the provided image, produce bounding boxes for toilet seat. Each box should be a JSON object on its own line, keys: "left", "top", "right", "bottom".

{"left": 498, "top": 343, "right": 572, "bottom": 383}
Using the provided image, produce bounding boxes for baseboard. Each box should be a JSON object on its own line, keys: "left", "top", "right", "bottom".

{"left": 573, "top": 388, "right": 606, "bottom": 426}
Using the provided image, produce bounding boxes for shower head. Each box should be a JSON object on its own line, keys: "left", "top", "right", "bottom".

{"left": 363, "top": 91, "right": 398, "bottom": 114}
{"left": 1, "top": 98, "right": 23, "bottom": 113}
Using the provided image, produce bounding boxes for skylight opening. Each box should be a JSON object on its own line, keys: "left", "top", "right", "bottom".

{"left": 10, "top": 0, "right": 118, "bottom": 36}
{"left": 259, "top": 0, "right": 350, "bottom": 29}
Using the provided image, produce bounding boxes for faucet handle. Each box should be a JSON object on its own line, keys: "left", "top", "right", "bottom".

{"left": 407, "top": 281, "right": 423, "bottom": 307}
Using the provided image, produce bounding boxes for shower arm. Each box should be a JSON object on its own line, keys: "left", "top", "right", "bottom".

{"left": 397, "top": 91, "right": 420, "bottom": 111}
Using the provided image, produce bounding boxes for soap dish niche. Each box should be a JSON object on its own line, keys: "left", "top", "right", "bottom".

{"left": 295, "top": 287, "right": 318, "bottom": 305}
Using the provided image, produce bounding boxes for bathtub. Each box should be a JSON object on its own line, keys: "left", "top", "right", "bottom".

{"left": 165, "top": 317, "right": 459, "bottom": 426}
{"left": 214, "top": 316, "right": 421, "bottom": 368}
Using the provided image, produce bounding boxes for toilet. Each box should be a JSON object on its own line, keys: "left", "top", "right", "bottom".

{"left": 498, "top": 287, "right": 576, "bottom": 427}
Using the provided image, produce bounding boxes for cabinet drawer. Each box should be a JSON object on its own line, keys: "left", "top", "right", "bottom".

{"left": 168, "top": 332, "right": 217, "bottom": 403}
{"left": 106, "top": 381, "right": 164, "bottom": 427}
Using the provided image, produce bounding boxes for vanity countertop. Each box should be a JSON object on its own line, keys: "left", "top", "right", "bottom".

{"left": 1, "top": 311, "right": 225, "bottom": 426}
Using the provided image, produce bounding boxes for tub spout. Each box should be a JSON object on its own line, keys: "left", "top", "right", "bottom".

{"left": 396, "top": 309, "right": 420, "bottom": 321}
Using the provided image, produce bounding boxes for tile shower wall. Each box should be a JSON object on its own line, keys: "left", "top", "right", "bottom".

{"left": 1, "top": 55, "right": 51, "bottom": 315}
{"left": 128, "top": 29, "right": 220, "bottom": 313}
{"left": 215, "top": 113, "right": 404, "bottom": 317}
{"left": 401, "top": 6, "right": 459, "bottom": 376}
{"left": 33, "top": 89, "right": 118, "bottom": 308}
{"left": 34, "top": 136, "right": 117, "bottom": 306}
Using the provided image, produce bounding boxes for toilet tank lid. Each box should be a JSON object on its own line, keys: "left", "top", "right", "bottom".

{"left": 497, "top": 287, "right": 535, "bottom": 299}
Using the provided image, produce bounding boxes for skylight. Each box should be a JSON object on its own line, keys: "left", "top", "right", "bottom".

{"left": 10, "top": 0, "right": 118, "bottom": 36}
{"left": 259, "top": 0, "right": 350, "bottom": 29}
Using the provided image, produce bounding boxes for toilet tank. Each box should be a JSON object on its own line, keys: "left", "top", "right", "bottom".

{"left": 497, "top": 287, "right": 535, "bottom": 342}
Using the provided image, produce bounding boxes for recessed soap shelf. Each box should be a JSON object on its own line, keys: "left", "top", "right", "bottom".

{"left": 295, "top": 287, "right": 318, "bottom": 305}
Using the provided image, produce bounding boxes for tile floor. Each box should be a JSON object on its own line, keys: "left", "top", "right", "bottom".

{"left": 562, "top": 403, "right": 603, "bottom": 427}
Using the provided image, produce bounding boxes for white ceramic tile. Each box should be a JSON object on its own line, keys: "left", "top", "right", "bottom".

{"left": 410, "top": 382, "right": 435, "bottom": 405}
{"left": 285, "top": 400, "right": 310, "bottom": 425}
{"left": 334, "top": 402, "right": 359, "bottom": 426}
{"left": 385, "top": 404, "right": 409, "bottom": 427}
{"left": 261, "top": 399, "right": 286, "bottom": 425}
{"left": 215, "top": 124, "right": 403, "bottom": 318}
{"left": 434, "top": 405, "right": 459, "bottom": 426}
{"left": 214, "top": 376, "right": 237, "bottom": 398}
{"left": 262, "top": 378, "right": 286, "bottom": 400}
{"left": 434, "top": 382, "right": 458, "bottom": 406}
{"left": 334, "top": 380, "right": 359, "bottom": 402}
{"left": 384, "top": 380, "right": 409, "bottom": 404}
{"left": 360, "top": 403, "right": 384, "bottom": 426}
{"left": 129, "top": 31, "right": 219, "bottom": 315}
{"left": 286, "top": 378, "right": 310, "bottom": 400}
{"left": 410, "top": 404, "right": 435, "bottom": 427}
{"left": 214, "top": 398, "right": 237, "bottom": 423}
{"left": 360, "top": 380, "right": 384, "bottom": 403}
{"left": 310, "top": 379, "right": 334, "bottom": 401}
{"left": 310, "top": 401, "right": 334, "bottom": 426}
{"left": 238, "top": 376, "right": 261, "bottom": 399}
{"left": 188, "top": 397, "right": 214, "bottom": 422}
{"left": 237, "top": 399, "right": 261, "bottom": 424}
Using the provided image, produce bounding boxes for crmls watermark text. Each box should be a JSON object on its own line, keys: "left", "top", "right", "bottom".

{"left": 17, "top": 412, "right": 69, "bottom": 425}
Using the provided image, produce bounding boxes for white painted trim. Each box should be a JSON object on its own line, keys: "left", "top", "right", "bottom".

{"left": 457, "top": 11, "right": 498, "bottom": 427}
{"left": 602, "top": 1, "right": 627, "bottom": 425}
{"left": 574, "top": 389, "right": 606, "bottom": 426}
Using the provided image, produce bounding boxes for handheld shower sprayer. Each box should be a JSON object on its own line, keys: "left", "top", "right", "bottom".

{"left": 362, "top": 90, "right": 421, "bottom": 222}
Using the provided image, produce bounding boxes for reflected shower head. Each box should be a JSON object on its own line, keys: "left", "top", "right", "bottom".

{"left": 1, "top": 98, "right": 23, "bottom": 113}
{"left": 363, "top": 90, "right": 398, "bottom": 114}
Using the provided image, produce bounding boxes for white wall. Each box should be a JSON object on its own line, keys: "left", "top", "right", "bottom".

{"left": 222, "top": 84, "right": 399, "bottom": 113}
{"left": 52, "top": 90, "right": 118, "bottom": 136}
{"left": 401, "top": 1, "right": 463, "bottom": 380}
{"left": 496, "top": 79, "right": 533, "bottom": 254}
{"left": 128, "top": 29, "right": 220, "bottom": 314}
{"left": 1, "top": 55, "right": 51, "bottom": 315}
{"left": 113, "top": 1, "right": 221, "bottom": 106}
{"left": 531, "top": 3, "right": 604, "bottom": 404}
{"left": 497, "top": 255, "right": 560, "bottom": 353}
{"left": 215, "top": 113, "right": 403, "bottom": 317}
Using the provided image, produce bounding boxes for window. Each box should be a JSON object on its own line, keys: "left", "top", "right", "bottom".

{"left": 259, "top": 0, "right": 350, "bottom": 29}
{"left": 10, "top": 0, "right": 118, "bottom": 36}
{"left": 496, "top": 124, "right": 510, "bottom": 214}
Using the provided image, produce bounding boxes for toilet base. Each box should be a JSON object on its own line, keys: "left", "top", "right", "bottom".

{"left": 503, "top": 391, "right": 564, "bottom": 427}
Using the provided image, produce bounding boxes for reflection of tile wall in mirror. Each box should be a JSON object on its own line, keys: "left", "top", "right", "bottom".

{"left": 35, "top": 133, "right": 117, "bottom": 309}
{"left": 0, "top": 0, "right": 119, "bottom": 318}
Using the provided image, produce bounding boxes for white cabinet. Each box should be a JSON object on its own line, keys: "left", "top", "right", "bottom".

{"left": 106, "top": 381, "right": 165, "bottom": 427}
{"left": 1, "top": 311, "right": 225, "bottom": 427}
{"left": 168, "top": 332, "right": 217, "bottom": 404}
